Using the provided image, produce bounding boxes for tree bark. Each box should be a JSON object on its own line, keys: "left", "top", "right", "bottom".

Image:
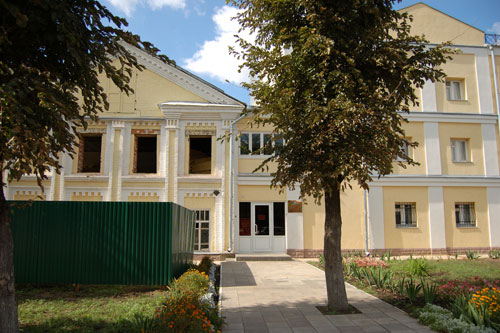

{"left": 0, "top": 184, "right": 19, "bottom": 332}
{"left": 324, "top": 186, "right": 348, "bottom": 312}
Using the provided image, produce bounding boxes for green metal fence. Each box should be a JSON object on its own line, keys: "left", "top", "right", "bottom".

{"left": 9, "top": 201, "right": 195, "bottom": 285}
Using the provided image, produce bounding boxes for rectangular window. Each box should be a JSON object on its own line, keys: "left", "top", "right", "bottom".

{"left": 273, "top": 202, "right": 286, "bottom": 236}
{"left": 251, "top": 133, "right": 261, "bottom": 154}
{"left": 451, "top": 139, "right": 468, "bottom": 162}
{"left": 455, "top": 203, "right": 476, "bottom": 227}
{"left": 446, "top": 80, "right": 464, "bottom": 100}
{"left": 240, "top": 133, "right": 250, "bottom": 155}
{"left": 395, "top": 141, "right": 410, "bottom": 161}
{"left": 189, "top": 136, "right": 212, "bottom": 174}
{"left": 240, "top": 133, "right": 283, "bottom": 156}
{"left": 135, "top": 136, "right": 157, "bottom": 173}
{"left": 395, "top": 203, "right": 417, "bottom": 227}
{"left": 239, "top": 202, "right": 251, "bottom": 236}
{"left": 194, "top": 210, "right": 210, "bottom": 251}
{"left": 78, "top": 135, "right": 102, "bottom": 173}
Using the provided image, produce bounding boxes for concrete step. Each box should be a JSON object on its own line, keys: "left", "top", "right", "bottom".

{"left": 235, "top": 253, "right": 293, "bottom": 261}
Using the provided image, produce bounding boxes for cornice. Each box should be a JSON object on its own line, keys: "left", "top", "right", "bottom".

{"left": 403, "top": 111, "right": 498, "bottom": 124}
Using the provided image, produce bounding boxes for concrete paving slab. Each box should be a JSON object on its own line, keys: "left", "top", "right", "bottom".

{"left": 220, "top": 260, "right": 429, "bottom": 332}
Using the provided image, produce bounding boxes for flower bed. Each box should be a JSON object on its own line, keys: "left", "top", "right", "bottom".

{"left": 143, "top": 257, "right": 222, "bottom": 332}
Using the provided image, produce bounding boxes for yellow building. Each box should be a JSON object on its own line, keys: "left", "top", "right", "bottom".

{"left": 6, "top": 3, "right": 500, "bottom": 256}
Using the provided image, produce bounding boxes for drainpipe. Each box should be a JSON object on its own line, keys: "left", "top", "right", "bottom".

{"left": 489, "top": 45, "right": 500, "bottom": 126}
{"left": 228, "top": 114, "right": 245, "bottom": 252}
{"left": 363, "top": 189, "right": 370, "bottom": 256}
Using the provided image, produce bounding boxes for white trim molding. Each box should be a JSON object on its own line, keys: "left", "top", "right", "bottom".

{"left": 487, "top": 187, "right": 500, "bottom": 248}
{"left": 482, "top": 124, "right": 500, "bottom": 176}
{"left": 428, "top": 186, "right": 447, "bottom": 250}
{"left": 370, "top": 175, "right": 500, "bottom": 187}
{"left": 424, "top": 122, "right": 442, "bottom": 175}
{"left": 367, "top": 186, "right": 385, "bottom": 250}
{"left": 404, "top": 112, "right": 498, "bottom": 124}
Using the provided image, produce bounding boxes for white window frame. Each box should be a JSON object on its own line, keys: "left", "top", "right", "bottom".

{"left": 455, "top": 203, "right": 476, "bottom": 228}
{"left": 194, "top": 210, "right": 211, "bottom": 252}
{"left": 395, "top": 202, "right": 417, "bottom": 228}
{"left": 450, "top": 139, "right": 469, "bottom": 163}
{"left": 446, "top": 80, "right": 464, "bottom": 101}
{"left": 240, "top": 132, "right": 284, "bottom": 157}
{"left": 395, "top": 141, "right": 411, "bottom": 162}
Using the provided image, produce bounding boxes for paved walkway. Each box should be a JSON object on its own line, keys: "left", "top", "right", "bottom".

{"left": 220, "top": 260, "right": 433, "bottom": 333}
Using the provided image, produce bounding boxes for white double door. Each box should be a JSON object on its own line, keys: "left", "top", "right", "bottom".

{"left": 239, "top": 202, "right": 286, "bottom": 253}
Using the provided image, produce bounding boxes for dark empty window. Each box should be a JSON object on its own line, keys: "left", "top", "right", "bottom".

{"left": 273, "top": 202, "right": 285, "bottom": 236}
{"left": 239, "top": 202, "right": 251, "bottom": 236}
{"left": 189, "top": 136, "right": 212, "bottom": 174}
{"left": 135, "top": 136, "right": 157, "bottom": 173}
{"left": 79, "top": 135, "right": 102, "bottom": 173}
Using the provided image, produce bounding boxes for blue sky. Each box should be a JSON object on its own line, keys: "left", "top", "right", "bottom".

{"left": 103, "top": 0, "right": 500, "bottom": 105}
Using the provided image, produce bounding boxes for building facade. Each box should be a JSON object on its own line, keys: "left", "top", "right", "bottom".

{"left": 6, "top": 3, "right": 500, "bottom": 256}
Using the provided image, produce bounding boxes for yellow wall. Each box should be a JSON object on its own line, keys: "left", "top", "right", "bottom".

{"left": 402, "top": 3, "right": 484, "bottom": 46}
{"left": 443, "top": 187, "right": 490, "bottom": 248}
{"left": 382, "top": 187, "right": 430, "bottom": 249}
{"left": 436, "top": 54, "right": 479, "bottom": 113}
{"left": 238, "top": 159, "right": 278, "bottom": 174}
{"left": 302, "top": 187, "right": 365, "bottom": 250}
{"left": 122, "top": 181, "right": 164, "bottom": 188}
{"left": 439, "top": 123, "right": 484, "bottom": 175}
{"left": 13, "top": 191, "right": 45, "bottom": 200}
{"left": 238, "top": 185, "right": 286, "bottom": 202}
{"left": 183, "top": 195, "right": 216, "bottom": 251}
{"left": 128, "top": 193, "right": 160, "bottom": 202}
{"left": 70, "top": 192, "right": 103, "bottom": 201}
{"left": 392, "top": 122, "right": 427, "bottom": 175}
{"left": 97, "top": 66, "right": 207, "bottom": 118}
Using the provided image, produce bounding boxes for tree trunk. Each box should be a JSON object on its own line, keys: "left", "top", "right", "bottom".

{"left": 324, "top": 186, "right": 348, "bottom": 312}
{"left": 0, "top": 184, "right": 19, "bottom": 332}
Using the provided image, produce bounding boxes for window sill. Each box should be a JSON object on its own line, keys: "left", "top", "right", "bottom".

{"left": 396, "top": 224, "right": 417, "bottom": 229}
{"left": 447, "top": 99, "right": 468, "bottom": 102}
{"left": 239, "top": 154, "right": 273, "bottom": 159}
{"left": 451, "top": 161, "right": 473, "bottom": 164}
{"left": 456, "top": 224, "right": 477, "bottom": 229}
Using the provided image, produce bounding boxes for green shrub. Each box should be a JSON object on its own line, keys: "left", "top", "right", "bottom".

{"left": 318, "top": 253, "right": 325, "bottom": 267}
{"left": 418, "top": 304, "right": 495, "bottom": 333}
{"left": 404, "top": 278, "right": 422, "bottom": 304}
{"left": 197, "top": 256, "right": 213, "bottom": 275}
{"left": 169, "top": 269, "right": 210, "bottom": 299}
{"left": 407, "top": 258, "right": 429, "bottom": 277}
{"left": 466, "top": 251, "right": 480, "bottom": 260}
{"left": 488, "top": 250, "right": 500, "bottom": 259}
{"left": 421, "top": 280, "right": 438, "bottom": 304}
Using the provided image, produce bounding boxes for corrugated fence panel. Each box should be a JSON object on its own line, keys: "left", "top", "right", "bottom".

{"left": 9, "top": 201, "right": 194, "bottom": 285}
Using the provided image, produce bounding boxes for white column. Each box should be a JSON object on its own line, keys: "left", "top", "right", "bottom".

{"left": 487, "top": 187, "right": 500, "bottom": 248}
{"left": 112, "top": 121, "right": 125, "bottom": 201}
{"left": 367, "top": 186, "right": 385, "bottom": 250}
{"left": 60, "top": 152, "right": 72, "bottom": 201}
{"left": 215, "top": 193, "right": 224, "bottom": 252}
{"left": 475, "top": 50, "right": 495, "bottom": 114}
{"left": 159, "top": 124, "right": 168, "bottom": 202}
{"left": 48, "top": 167, "right": 56, "bottom": 200}
{"left": 428, "top": 186, "right": 447, "bottom": 250}
{"left": 286, "top": 186, "right": 304, "bottom": 251}
{"left": 122, "top": 123, "right": 131, "bottom": 178}
{"left": 424, "top": 122, "right": 442, "bottom": 175}
{"left": 421, "top": 80, "right": 438, "bottom": 112}
{"left": 482, "top": 124, "right": 500, "bottom": 176}
{"left": 105, "top": 121, "right": 114, "bottom": 201}
{"left": 174, "top": 127, "right": 180, "bottom": 204}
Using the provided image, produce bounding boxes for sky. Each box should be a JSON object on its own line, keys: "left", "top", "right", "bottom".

{"left": 102, "top": 0, "right": 500, "bottom": 105}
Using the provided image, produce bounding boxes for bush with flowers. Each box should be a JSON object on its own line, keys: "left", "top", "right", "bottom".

{"left": 144, "top": 268, "right": 222, "bottom": 332}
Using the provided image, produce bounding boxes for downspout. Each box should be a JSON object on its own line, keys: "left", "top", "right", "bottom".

{"left": 228, "top": 114, "right": 245, "bottom": 252}
{"left": 489, "top": 45, "right": 500, "bottom": 122}
{"left": 363, "top": 189, "right": 369, "bottom": 256}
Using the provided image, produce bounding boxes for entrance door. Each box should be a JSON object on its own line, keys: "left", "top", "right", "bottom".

{"left": 253, "top": 203, "right": 272, "bottom": 252}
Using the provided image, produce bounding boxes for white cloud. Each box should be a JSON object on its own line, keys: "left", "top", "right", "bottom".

{"left": 184, "top": 6, "right": 253, "bottom": 84}
{"left": 107, "top": 0, "right": 185, "bottom": 16}
{"left": 488, "top": 22, "right": 500, "bottom": 35}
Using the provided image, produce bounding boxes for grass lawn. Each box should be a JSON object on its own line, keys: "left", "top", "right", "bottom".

{"left": 386, "top": 258, "right": 500, "bottom": 282}
{"left": 16, "top": 284, "right": 167, "bottom": 332}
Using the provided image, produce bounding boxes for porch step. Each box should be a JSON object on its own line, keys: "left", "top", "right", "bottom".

{"left": 235, "top": 254, "right": 293, "bottom": 261}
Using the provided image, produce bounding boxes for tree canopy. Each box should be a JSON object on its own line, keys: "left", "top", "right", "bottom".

{"left": 0, "top": 1, "right": 171, "bottom": 330}
{"left": 229, "top": 0, "right": 452, "bottom": 310}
